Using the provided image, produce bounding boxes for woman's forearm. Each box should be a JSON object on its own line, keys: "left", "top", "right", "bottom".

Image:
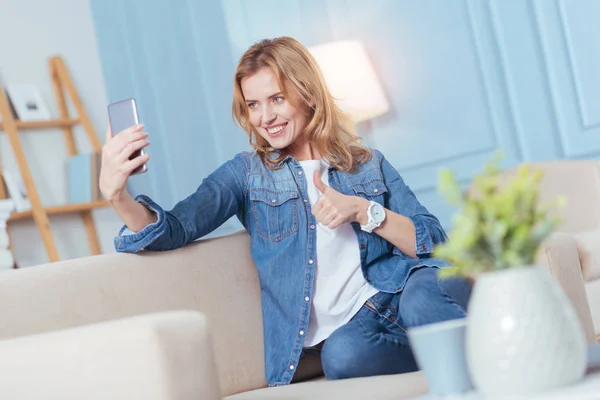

{"left": 355, "top": 197, "right": 417, "bottom": 258}
{"left": 110, "top": 191, "right": 158, "bottom": 232}
{"left": 373, "top": 210, "right": 417, "bottom": 258}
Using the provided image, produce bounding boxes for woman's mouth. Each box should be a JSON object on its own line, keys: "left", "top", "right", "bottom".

{"left": 265, "top": 123, "right": 287, "bottom": 137}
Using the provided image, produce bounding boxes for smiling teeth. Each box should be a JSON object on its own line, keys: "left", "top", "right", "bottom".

{"left": 267, "top": 125, "right": 284, "bottom": 134}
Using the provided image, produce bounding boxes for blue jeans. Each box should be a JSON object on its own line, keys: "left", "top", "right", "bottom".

{"left": 303, "top": 267, "right": 471, "bottom": 380}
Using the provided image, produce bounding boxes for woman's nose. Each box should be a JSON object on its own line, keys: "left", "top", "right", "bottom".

{"left": 262, "top": 104, "right": 276, "bottom": 125}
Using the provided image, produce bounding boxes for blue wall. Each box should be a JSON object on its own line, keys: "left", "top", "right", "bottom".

{"left": 90, "top": 0, "right": 600, "bottom": 235}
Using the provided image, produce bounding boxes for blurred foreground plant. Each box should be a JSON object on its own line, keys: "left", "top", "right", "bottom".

{"left": 433, "top": 153, "right": 566, "bottom": 278}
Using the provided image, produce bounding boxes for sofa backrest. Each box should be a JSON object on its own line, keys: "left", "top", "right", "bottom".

{"left": 503, "top": 159, "right": 600, "bottom": 338}
{"left": 500, "top": 160, "right": 600, "bottom": 234}
{"left": 0, "top": 230, "right": 266, "bottom": 396}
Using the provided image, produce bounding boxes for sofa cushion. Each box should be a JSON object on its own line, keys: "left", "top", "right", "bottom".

{"left": 529, "top": 160, "right": 600, "bottom": 233}
{"left": 224, "top": 371, "right": 427, "bottom": 400}
{"left": 0, "top": 311, "right": 221, "bottom": 400}
{"left": 585, "top": 279, "right": 600, "bottom": 335}
{"left": 574, "top": 230, "right": 600, "bottom": 281}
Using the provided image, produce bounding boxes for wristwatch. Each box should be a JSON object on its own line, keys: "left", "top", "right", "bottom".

{"left": 360, "top": 201, "right": 386, "bottom": 233}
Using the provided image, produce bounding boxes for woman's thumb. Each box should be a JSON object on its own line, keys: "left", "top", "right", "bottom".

{"left": 314, "top": 169, "right": 328, "bottom": 193}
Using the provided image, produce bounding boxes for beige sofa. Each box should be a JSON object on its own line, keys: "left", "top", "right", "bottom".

{"left": 522, "top": 159, "right": 600, "bottom": 343}
{"left": 0, "top": 159, "right": 597, "bottom": 399}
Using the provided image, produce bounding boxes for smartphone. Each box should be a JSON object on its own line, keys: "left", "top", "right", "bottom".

{"left": 107, "top": 98, "right": 148, "bottom": 175}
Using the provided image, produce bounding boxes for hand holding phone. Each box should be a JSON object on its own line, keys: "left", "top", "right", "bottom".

{"left": 99, "top": 99, "right": 151, "bottom": 202}
{"left": 107, "top": 98, "right": 148, "bottom": 175}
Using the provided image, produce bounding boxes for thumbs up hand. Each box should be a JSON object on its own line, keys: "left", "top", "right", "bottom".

{"left": 311, "top": 169, "right": 369, "bottom": 229}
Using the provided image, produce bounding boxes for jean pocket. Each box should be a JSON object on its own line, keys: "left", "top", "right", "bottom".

{"left": 365, "top": 294, "right": 407, "bottom": 333}
{"left": 250, "top": 188, "right": 299, "bottom": 242}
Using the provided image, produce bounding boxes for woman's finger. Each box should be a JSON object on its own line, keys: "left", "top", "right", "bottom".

{"left": 327, "top": 216, "right": 343, "bottom": 229}
{"left": 124, "top": 152, "right": 150, "bottom": 173}
{"left": 311, "top": 198, "right": 324, "bottom": 217}
{"left": 114, "top": 130, "right": 148, "bottom": 153}
{"left": 119, "top": 123, "right": 144, "bottom": 137}
{"left": 118, "top": 138, "right": 150, "bottom": 163}
{"left": 105, "top": 126, "right": 146, "bottom": 155}
{"left": 315, "top": 204, "right": 331, "bottom": 223}
{"left": 320, "top": 213, "right": 335, "bottom": 226}
{"left": 110, "top": 123, "right": 144, "bottom": 148}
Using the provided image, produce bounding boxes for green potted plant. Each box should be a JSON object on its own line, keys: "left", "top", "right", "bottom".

{"left": 433, "top": 153, "right": 587, "bottom": 396}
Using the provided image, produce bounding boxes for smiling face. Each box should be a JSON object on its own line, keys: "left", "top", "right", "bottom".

{"left": 241, "top": 67, "right": 310, "bottom": 154}
{"left": 232, "top": 37, "right": 361, "bottom": 166}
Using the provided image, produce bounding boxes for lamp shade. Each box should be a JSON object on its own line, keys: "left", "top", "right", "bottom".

{"left": 309, "top": 40, "right": 389, "bottom": 123}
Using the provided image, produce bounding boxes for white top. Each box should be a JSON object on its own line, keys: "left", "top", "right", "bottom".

{"left": 299, "top": 159, "right": 378, "bottom": 347}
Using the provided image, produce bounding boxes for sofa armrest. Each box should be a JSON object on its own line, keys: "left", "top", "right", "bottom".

{"left": 0, "top": 231, "right": 266, "bottom": 397}
{"left": 0, "top": 311, "right": 221, "bottom": 400}
{"left": 536, "top": 232, "right": 596, "bottom": 344}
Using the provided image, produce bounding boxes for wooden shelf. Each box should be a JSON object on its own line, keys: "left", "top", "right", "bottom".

{"left": 0, "top": 119, "right": 80, "bottom": 131}
{"left": 0, "top": 56, "right": 106, "bottom": 263}
{"left": 9, "top": 200, "right": 110, "bottom": 221}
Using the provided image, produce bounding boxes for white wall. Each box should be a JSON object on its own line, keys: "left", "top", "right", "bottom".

{"left": 0, "top": 0, "right": 123, "bottom": 266}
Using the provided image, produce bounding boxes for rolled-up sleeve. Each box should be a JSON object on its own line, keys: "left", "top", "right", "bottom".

{"left": 410, "top": 214, "right": 447, "bottom": 257}
{"left": 114, "top": 196, "right": 166, "bottom": 252}
{"left": 113, "top": 152, "right": 249, "bottom": 253}
{"left": 376, "top": 150, "right": 448, "bottom": 258}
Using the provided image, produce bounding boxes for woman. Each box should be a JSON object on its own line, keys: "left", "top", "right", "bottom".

{"left": 100, "top": 36, "right": 470, "bottom": 386}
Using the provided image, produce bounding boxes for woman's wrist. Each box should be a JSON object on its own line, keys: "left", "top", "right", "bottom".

{"left": 108, "top": 190, "right": 129, "bottom": 205}
{"left": 354, "top": 197, "right": 370, "bottom": 225}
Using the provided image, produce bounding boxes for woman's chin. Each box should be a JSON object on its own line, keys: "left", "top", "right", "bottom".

{"left": 267, "top": 137, "right": 291, "bottom": 150}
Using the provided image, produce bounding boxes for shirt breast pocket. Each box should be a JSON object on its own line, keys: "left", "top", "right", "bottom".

{"left": 249, "top": 189, "right": 299, "bottom": 242}
{"left": 351, "top": 179, "right": 388, "bottom": 204}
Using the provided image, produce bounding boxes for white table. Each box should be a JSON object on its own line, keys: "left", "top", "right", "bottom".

{"left": 412, "top": 344, "right": 600, "bottom": 399}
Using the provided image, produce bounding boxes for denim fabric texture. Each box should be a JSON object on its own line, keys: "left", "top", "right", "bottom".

{"left": 113, "top": 148, "right": 453, "bottom": 386}
{"left": 319, "top": 267, "right": 470, "bottom": 379}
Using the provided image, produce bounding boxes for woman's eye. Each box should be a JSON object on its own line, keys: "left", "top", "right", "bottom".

{"left": 274, "top": 96, "right": 284, "bottom": 103}
{"left": 247, "top": 102, "right": 258, "bottom": 109}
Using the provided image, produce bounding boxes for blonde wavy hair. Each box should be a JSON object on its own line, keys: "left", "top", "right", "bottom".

{"left": 232, "top": 37, "right": 371, "bottom": 172}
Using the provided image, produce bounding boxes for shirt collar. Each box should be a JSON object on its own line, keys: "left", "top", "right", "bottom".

{"left": 268, "top": 151, "right": 335, "bottom": 171}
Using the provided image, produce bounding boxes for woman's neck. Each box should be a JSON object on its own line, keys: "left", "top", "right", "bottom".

{"left": 289, "top": 138, "right": 321, "bottom": 161}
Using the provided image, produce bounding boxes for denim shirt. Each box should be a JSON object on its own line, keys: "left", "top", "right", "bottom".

{"left": 113, "top": 148, "right": 449, "bottom": 386}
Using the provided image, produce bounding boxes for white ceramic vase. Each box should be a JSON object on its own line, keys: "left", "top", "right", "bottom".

{"left": 466, "top": 266, "right": 587, "bottom": 396}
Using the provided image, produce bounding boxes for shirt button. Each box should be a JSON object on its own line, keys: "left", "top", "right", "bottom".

{"left": 303, "top": 199, "right": 308, "bottom": 203}
{"left": 298, "top": 171, "right": 303, "bottom": 176}
{"left": 289, "top": 365, "right": 295, "bottom": 370}
{"left": 271, "top": 199, "right": 276, "bottom": 203}
{"left": 299, "top": 330, "right": 305, "bottom": 336}
{"left": 360, "top": 244, "right": 366, "bottom": 249}
{"left": 308, "top": 259, "right": 314, "bottom": 264}
{"left": 373, "top": 188, "right": 379, "bottom": 193}
{"left": 304, "top": 296, "right": 310, "bottom": 302}
{"left": 310, "top": 224, "right": 316, "bottom": 230}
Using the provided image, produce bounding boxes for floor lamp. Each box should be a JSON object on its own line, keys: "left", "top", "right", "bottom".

{"left": 309, "top": 40, "right": 389, "bottom": 142}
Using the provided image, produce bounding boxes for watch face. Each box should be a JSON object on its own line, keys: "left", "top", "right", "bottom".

{"left": 370, "top": 203, "right": 385, "bottom": 223}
